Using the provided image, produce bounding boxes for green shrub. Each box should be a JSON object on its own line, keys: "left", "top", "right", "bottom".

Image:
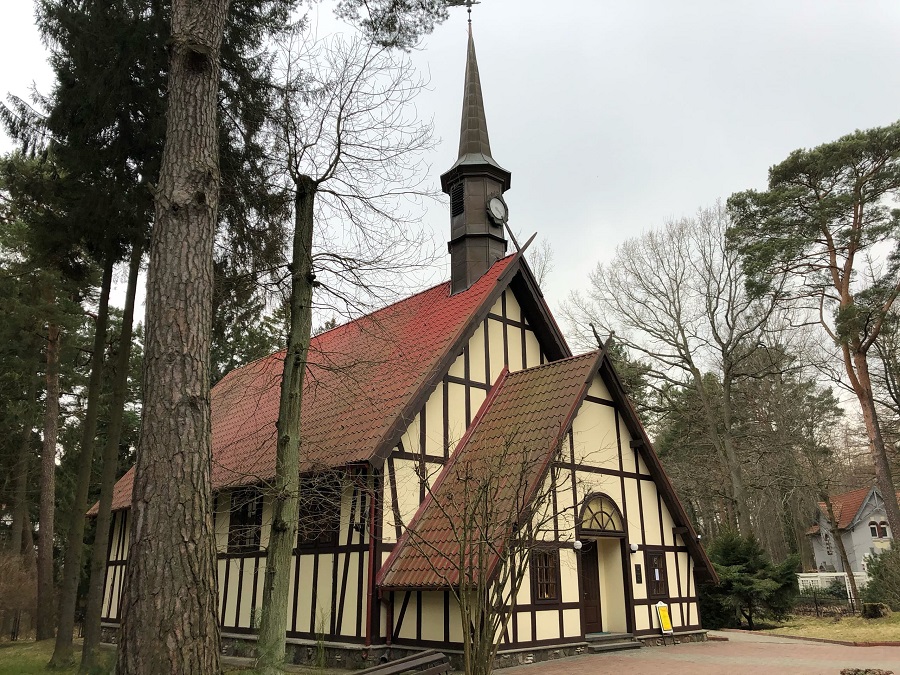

{"left": 698, "top": 530, "right": 799, "bottom": 630}
{"left": 862, "top": 547, "right": 900, "bottom": 611}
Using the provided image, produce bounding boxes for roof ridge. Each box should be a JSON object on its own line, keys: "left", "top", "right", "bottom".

{"left": 505, "top": 349, "right": 600, "bottom": 377}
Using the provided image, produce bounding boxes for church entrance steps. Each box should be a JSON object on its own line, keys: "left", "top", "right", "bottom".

{"left": 584, "top": 632, "right": 642, "bottom": 654}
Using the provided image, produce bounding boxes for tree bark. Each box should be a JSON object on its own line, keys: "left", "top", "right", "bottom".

{"left": 3, "top": 378, "right": 36, "bottom": 639}
{"left": 80, "top": 243, "right": 142, "bottom": 673}
{"left": 850, "top": 351, "right": 900, "bottom": 540}
{"left": 256, "top": 176, "right": 316, "bottom": 674}
{"left": 50, "top": 256, "right": 113, "bottom": 667}
{"left": 720, "top": 386, "right": 752, "bottom": 536}
{"left": 37, "top": 319, "right": 61, "bottom": 641}
{"left": 115, "top": 0, "right": 228, "bottom": 671}
{"left": 9, "top": 376, "right": 36, "bottom": 557}
{"left": 692, "top": 367, "right": 752, "bottom": 536}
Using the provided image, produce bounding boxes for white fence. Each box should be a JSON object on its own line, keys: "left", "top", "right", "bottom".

{"left": 797, "top": 572, "right": 868, "bottom": 602}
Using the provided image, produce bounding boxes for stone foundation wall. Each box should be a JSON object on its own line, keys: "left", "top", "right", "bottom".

{"left": 101, "top": 623, "right": 705, "bottom": 667}
{"left": 635, "top": 630, "right": 707, "bottom": 647}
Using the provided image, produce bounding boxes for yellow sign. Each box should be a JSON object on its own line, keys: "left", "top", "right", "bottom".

{"left": 655, "top": 601, "right": 673, "bottom": 635}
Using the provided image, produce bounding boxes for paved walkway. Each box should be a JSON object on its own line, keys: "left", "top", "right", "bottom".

{"left": 507, "top": 632, "right": 900, "bottom": 675}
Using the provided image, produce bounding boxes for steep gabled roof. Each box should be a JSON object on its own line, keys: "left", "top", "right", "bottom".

{"left": 379, "top": 344, "right": 717, "bottom": 588}
{"left": 378, "top": 351, "right": 603, "bottom": 590}
{"left": 100, "top": 253, "right": 571, "bottom": 513}
{"left": 594, "top": 353, "right": 716, "bottom": 582}
{"left": 812, "top": 485, "right": 899, "bottom": 532}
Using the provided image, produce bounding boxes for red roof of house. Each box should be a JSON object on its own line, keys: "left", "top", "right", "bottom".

{"left": 100, "top": 255, "right": 519, "bottom": 513}
{"left": 811, "top": 486, "right": 900, "bottom": 532}
{"left": 378, "top": 351, "right": 602, "bottom": 590}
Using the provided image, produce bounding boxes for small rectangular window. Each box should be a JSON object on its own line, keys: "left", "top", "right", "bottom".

{"left": 645, "top": 550, "right": 668, "bottom": 599}
{"left": 228, "top": 487, "right": 263, "bottom": 554}
{"left": 531, "top": 549, "right": 560, "bottom": 603}
{"left": 297, "top": 474, "right": 342, "bottom": 549}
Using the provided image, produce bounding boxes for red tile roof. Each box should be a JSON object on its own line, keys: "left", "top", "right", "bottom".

{"left": 378, "top": 351, "right": 602, "bottom": 590}
{"left": 813, "top": 486, "right": 900, "bottom": 531}
{"left": 100, "top": 255, "right": 518, "bottom": 513}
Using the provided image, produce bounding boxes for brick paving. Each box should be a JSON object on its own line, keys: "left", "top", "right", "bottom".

{"left": 507, "top": 632, "right": 900, "bottom": 675}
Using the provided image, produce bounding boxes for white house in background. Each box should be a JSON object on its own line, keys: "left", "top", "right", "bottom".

{"left": 807, "top": 485, "right": 897, "bottom": 573}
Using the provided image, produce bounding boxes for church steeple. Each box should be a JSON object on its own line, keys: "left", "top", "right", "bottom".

{"left": 441, "top": 25, "right": 511, "bottom": 294}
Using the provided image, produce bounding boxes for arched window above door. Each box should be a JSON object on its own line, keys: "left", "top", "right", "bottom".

{"left": 580, "top": 494, "right": 625, "bottom": 534}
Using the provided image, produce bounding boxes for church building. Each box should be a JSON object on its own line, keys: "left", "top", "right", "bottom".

{"left": 99, "top": 26, "right": 715, "bottom": 664}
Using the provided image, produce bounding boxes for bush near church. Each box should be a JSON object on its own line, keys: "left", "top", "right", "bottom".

{"left": 698, "top": 531, "right": 799, "bottom": 630}
{"left": 862, "top": 547, "right": 900, "bottom": 612}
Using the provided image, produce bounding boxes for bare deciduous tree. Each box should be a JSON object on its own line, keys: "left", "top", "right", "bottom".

{"left": 254, "top": 32, "right": 436, "bottom": 673}
{"left": 563, "top": 204, "right": 790, "bottom": 536}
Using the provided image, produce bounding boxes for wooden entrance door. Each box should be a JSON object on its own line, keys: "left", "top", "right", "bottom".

{"left": 581, "top": 545, "right": 602, "bottom": 633}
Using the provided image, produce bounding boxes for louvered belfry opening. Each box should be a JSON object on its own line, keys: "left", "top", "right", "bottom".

{"left": 440, "top": 24, "right": 511, "bottom": 294}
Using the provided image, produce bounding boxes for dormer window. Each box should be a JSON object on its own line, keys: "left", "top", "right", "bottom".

{"left": 869, "top": 521, "right": 890, "bottom": 539}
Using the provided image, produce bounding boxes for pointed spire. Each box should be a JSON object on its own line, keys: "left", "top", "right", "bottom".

{"left": 441, "top": 18, "right": 511, "bottom": 294}
{"left": 458, "top": 24, "right": 493, "bottom": 161}
{"left": 440, "top": 23, "right": 510, "bottom": 191}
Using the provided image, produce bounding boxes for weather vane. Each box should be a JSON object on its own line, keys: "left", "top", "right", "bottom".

{"left": 448, "top": 0, "right": 480, "bottom": 24}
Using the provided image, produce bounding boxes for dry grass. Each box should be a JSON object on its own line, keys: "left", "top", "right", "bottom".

{"left": 0, "top": 640, "right": 113, "bottom": 675}
{"left": 761, "top": 613, "right": 900, "bottom": 643}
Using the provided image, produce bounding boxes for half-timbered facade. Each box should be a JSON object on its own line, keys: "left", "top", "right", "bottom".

{"left": 98, "top": 24, "right": 715, "bottom": 662}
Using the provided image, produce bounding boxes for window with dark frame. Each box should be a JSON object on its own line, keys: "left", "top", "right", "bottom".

{"left": 227, "top": 487, "right": 263, "bottom": 554}
{"left": 531, "top": 549, "right": 560, "bottom": 603}
{"left": 645, "top": 550, "right": 668, "bottom": 599}
{"left": 297, "top": 474, "right": 342, "bottom": 549}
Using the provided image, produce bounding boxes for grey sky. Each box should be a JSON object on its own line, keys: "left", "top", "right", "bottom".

{"left": 3, "top": 0, "right": 900, "bottom": 315}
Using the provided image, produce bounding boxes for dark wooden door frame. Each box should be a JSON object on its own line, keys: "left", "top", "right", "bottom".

{"left": 578, "top": 534, "right": 635, "bottom": 635}
{"left": 581, "top": 543, "right": 602, "bottom": 633}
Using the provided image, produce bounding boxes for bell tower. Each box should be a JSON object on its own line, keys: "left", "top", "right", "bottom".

{"left": 441, "top": 24, "right": 511, "bottom": 294}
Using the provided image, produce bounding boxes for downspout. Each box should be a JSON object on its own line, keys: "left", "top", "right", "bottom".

{"left": 378, "top": 589, "right": 394, "bottom": 653}
{"left": 365, "top": 469, "right": 377, "bottom": 648}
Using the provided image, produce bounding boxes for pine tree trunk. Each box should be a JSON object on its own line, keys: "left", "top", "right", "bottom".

{"left": 37, "top": 319, "right": 61, "bottom": 641}
{"left": 721, "top": 376, "right": 752, "bottom": 537}
{"left": 80, "top": 243, "right": 142, "bottom": 674}
{"left": 256, "top": 176, "right": 316, "bottom": 674}
{"left": 3, "top": 383, "right": 34, "bottom": 638}
{"left": 115, "top": 0, "right": 228, "bottom": 671}
{"left": 9, "top": 377, "right": 36, "bottom": 557}
{"left": 50, "top": 256, "right": 113, "bottom": 667}
{"left": 851, "top": 351, "right": 900, "bottom": 541}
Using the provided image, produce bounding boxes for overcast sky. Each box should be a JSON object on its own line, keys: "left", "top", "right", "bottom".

{"left": 3, "top": 0, "right": 900, "bottom": 316}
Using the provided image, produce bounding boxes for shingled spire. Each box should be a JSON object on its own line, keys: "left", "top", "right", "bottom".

{"left": 441, "top": 24, "right": 511, "bottom": 294}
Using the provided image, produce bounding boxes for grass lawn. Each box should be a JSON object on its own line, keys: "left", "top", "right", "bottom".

{"left": 0, "top": 641, "right": 350, "bottom": 675}
{"left": 0, "top": 640, "right": 114, "bottom": 675}
{"left": 761, "top": 613, "right": 900, "bottom": 643}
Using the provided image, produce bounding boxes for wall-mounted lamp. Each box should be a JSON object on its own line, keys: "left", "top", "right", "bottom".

{"left": 573, "top": 540, "right": 583, "bottom": 551}
{"left": 629, "top": 543, "right": 640, "bottom": 554}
